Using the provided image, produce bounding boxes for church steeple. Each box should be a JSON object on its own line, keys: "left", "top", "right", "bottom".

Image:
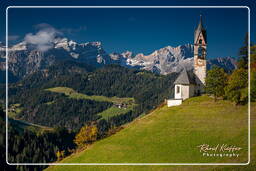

{"left": 196, "top": 15, "right": 204, "bottom": 31}
{"left": 193, "top": 15, "right": 207, "bottom": 95}
{"left": 194, "top": 15, "right": 207, "bottom": 44}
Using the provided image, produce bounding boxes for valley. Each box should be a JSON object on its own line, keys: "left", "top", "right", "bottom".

{"left": 8, "top": 104, "right": 53, "bottom": 133}
{"left": 5, "top": 63, "right": 177, "bottom": 131}
{"left": 46, "top": 87, "right": 136, "bottom": 120}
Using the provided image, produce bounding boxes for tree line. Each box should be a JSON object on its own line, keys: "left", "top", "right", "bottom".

{"left": 206, "top": 34, "right": 255, "bottom": 104}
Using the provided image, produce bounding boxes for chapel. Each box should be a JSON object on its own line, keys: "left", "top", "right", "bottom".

{"left": 167, "top": 15, "right": 207, "bottom": 107}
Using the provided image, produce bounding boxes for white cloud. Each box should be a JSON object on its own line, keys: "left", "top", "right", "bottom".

{"left": 24, "top": 24, "right": 62, "bottom": 52}
{"left": 24, "top": 23, "right": 87, "bottom": 51}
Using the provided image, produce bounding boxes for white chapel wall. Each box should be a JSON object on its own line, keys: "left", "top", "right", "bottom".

{"left": 175, "top": 84, "right": 191, "bottom": 100}
{"left": 174, "top": 84, "right": 182, "bottom": 99}
{"left": 167, "top": 99, "right": 182, "bottom": 107}
{"left": 181, "top": 85, "right": 190, "bottom": 100}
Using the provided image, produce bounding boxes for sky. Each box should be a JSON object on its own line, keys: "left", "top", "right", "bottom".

{"left": 0, "top": 0, "right": 254, "bottom": 59}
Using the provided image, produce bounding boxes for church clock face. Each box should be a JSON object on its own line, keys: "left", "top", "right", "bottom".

{"left": 196, "top": 58, "right": 205, "bottom": 66}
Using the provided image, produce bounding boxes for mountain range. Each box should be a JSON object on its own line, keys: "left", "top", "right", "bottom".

{"left": 0, "top": 38, "right": 237, "bottom": 82}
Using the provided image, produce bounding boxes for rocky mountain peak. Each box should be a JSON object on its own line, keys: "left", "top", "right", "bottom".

{"left": 0, "top": 38, "right": 237, "bottom": 82}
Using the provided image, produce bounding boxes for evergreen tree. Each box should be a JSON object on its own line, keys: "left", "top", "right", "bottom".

{"left": 205, "top": 66, "right": 228, "bottom": 101}
{"left": 237, "top": 33, "right": 249, "bottom": 69}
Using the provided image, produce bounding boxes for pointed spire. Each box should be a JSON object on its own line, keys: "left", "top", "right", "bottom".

{"left": 194, "top": 15, "right": 207, "bottom": 44}
{"left": 196, "top": 14, "right": 204, "bottom": 31}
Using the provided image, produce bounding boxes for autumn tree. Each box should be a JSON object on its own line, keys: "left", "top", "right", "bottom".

{"left": 56, "top": 150, "right": 65, "bottom": 161}
{"left": 205, "top": 66, "right": 228, "bottom": 101}
{"left": 225, "top": 68, "right": 248, "bottom": 105}
{"left": 74, "top": 122, "right": 98, "bottom": 147}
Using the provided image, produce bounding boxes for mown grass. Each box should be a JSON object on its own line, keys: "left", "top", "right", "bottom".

{"left": 97, "top": 106, "right": 131, "bottom": 120}
{"left": 46, "top": 96, "right": 254, "bottom": 171}
{"left": 46, "top": 87, "right": 136, "bottom": 119}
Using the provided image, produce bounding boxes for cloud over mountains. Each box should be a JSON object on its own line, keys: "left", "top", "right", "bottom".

{"left": 23, "top": 23, "right": 88, "bottom": 52}
{"left": 24, "top": 23, "right": 62, "bottom": 52}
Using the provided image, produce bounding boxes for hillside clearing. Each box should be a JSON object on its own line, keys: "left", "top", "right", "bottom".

{"left": 46, "top": 87, "right": 134, "bottom": 104}
{"left": 46, "top": 87, "right": 136, "bottom": 119}
{"left": 46, "top": 96, "right": 255, "bottom": 171}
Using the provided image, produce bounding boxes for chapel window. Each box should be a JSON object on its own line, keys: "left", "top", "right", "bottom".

{"left": 177, "top": 86, "right": 180, "bottom": 94}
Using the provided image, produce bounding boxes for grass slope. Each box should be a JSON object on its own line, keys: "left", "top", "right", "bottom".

{"left": 46, "top": 87, "right": 135, "bottom": 119}
{"left": 47, "top": 96, "right": 255, "bottom": 171}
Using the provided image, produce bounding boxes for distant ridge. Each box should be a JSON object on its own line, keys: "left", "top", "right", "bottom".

{"left": 0, "top": 38, "right": 237, "bottom": 82}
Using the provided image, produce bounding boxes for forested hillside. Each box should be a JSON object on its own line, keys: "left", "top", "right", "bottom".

{"left": 0, "top": 61, "right": 178, "bottom": 169}
{"left": 0, "top": 106, "right": 76, "bottom": 171}
{"left": 6, "top": 61, "right": 178, "bottom": 130}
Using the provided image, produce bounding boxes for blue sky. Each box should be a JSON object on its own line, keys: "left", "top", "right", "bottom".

{"left": 0, "top": 0, "right": 254, "bottom": 59}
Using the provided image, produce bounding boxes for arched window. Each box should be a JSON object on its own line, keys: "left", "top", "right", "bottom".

{"left": 199, "top": 39, "right": 202, "bottom": 44}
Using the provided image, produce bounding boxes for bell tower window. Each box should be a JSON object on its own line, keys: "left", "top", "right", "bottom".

{"left": 199, "top": 39, "right": 202, "bottom": 45}
{"left": 198, "top": 46, "right": 205, "bottom": 59}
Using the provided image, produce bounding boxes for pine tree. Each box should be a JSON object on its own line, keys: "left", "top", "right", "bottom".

{"left": 237, "top": 33, "right": 249, "bottom": 69}
{"left": 205, "top": 66, "right": 228, "bottom": 101}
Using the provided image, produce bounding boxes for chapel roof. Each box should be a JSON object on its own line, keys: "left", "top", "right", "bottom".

{"left": 174, "top": 69, "right": 196, "bottom": 85}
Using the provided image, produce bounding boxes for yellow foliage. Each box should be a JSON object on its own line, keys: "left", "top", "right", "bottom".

{"left": 74, "top": 123, "right": 98, "bottom": 147}
{"left": 56, "top": 150, "right": 65, "bottom": 161}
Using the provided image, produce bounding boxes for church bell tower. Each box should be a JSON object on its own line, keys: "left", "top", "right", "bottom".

{"left": 194, "top": 15, "right": 207, "bottom": 94}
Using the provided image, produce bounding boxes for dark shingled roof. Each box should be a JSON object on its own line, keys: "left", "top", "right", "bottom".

{"left": 174, "top": 69, "right": 196, "bottom": 85}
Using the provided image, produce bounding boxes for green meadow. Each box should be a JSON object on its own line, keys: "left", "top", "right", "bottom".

{"left": 46, "top": 87, "right": 135, "bottom": 119}
{"left": 46, "top": 96, "right": 255, "bottom": 171}
{"left": 97, "top": 105, "right": 133, "bottom": 120}
{"left": 46, "top": 87, "right": 134, "bottom": 104}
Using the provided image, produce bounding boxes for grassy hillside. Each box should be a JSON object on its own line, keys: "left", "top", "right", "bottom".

{"left": 47, "top": 96, "right": 255, "bottom": 170}
{"left": 46, "top": 87, "right": 136, "bottom": 119}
